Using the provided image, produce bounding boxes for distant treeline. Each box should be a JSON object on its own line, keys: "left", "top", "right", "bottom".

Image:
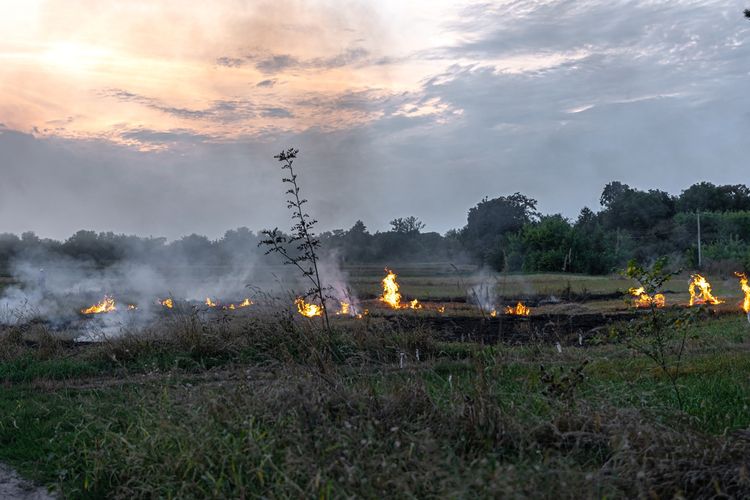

{"left": 2, "top": 181, "right": 750, "bottom": 275}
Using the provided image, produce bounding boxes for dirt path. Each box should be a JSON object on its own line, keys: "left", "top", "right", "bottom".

{"left": 0, "top": 463, "right": 55, "bottom": 499}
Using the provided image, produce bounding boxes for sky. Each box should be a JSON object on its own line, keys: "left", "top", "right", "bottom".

{"left": 0, "top": 0, "right": 748, "bottom": 240}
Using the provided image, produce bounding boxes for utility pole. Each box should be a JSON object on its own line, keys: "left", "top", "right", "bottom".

{"left": 697, "top": 210, "right": 702, "bottom": 269}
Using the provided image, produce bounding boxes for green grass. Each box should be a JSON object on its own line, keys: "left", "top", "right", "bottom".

{"left": 0, "top": 310, "right": 749, "bottom": 497}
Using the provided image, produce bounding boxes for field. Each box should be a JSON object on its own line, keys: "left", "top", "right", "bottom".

{"left": 0, "top": 266, "right": 749, "bottom": 498}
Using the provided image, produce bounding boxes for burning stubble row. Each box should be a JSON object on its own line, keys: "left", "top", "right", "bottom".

{"left": 80, "top": 269, "right": 750, "bottom": 320}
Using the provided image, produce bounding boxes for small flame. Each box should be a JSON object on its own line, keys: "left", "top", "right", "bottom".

{"left": 205, "top": 297, "right": 217, "bottom": 307}
{"left": 380, "top": 269, "right": 402, "bottom": 309}
{"left": 409, "top": 299, "right": 422, "bottom": 310}
{"left": 490, "top": 309, "right": 497, "bottom": 318}
{"left": 159, "top": 298, "right": 174, "bottom": 309}
{"left": 223, "top": 298, "right": 253, "bottom": 310}
{"left": 295, "top": 297, "right": 322, "bottom": 317}
{"left": 437, "top": 306, "right": 445, "bottom": 314}
{"left": 505, "top": 301, "right": 531, "bottom": 316}
{"left": 689, "top": 274, "right": 724, "bottom": 306}
{"left": 127, "top": 304, "right": 137, "bottom": 311}
{"left": 337, "top": 301, "right": 350, "bottom": 315}
{"left": 355, "top": 309, "right": 369, "bottom": 320}
{"left": 735, "top": 272, "right": 750, "bottom": 313}
{"left": 81, "top": 295, "right": 116, "bottom": 315}
{"left": 628, "top": 287, "right": 666, "bottom": 308}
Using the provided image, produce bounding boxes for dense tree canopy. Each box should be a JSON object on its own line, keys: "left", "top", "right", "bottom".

{"left": 1, "top": 182, "right": 749, "bottom": 275}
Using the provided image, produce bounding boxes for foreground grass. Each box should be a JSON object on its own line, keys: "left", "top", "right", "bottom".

{"left": 0, "top": 314, "right": 748, "bottom": 498}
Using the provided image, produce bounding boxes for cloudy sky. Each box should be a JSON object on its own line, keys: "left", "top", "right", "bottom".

{"left": 1, "top": 0, "right": 748, "bottom": 240}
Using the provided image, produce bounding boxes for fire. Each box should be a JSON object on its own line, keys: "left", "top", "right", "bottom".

{"left": 505, "top": 301, "right": 531, "bottom": 316}
{"left": 628, "top": 287, "right": 666, "bottom": 308}
{"left": 223, "top": 298, "right": 253, "bottom": 310}
{"left": 295, "top": 297, "right": 322, "bottom": 317}
{"left": 437, "top": 306, "right": 445, "bottom": 314}
{"left": 81, "top": 295, "right": 116, "bottom": 315}
{"left": 736, "top": 273, "right": 750, "bottom": 313}
{"left": 337, "top": 301, "right": 351, "bottom": 315}
{"left": 380, "top": 269, "right": 402, "bottom": 309}
{"left": 379, "top": 269, "right": 422, "bottom": 310}
{"left": 490, "top": 309, "right": 497, "bottom": 318}
{"left": 127, "top": 304, "right": 138, "bottom": 311}
{"left": 689, "top": 274, "right": 724, "bottom": 306}
{"left": 205, "top": 297, "right": 217, "bottom": 307}
{"left": 159, "top": 298, "right": 174, "bottom": 309}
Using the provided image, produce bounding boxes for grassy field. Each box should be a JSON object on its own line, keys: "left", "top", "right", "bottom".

{"left": 0, "top": 300, "right": 748, "bottom": 498}
{"left": 345, "top": 265, "right": 750, "bottom": 313}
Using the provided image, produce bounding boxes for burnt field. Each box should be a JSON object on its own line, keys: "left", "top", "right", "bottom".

{"left": 0, "top": 266, "right": 749, "bottom": 498}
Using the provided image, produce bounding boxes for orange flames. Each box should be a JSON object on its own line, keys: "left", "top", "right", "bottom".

{"left": 505, "top": 301, "right": 531, "bottom": 316}
{"left": 205, "top": 297, "right": 217, "bottom": 308}
{"left": 159, "top": 298, "right": 174, "bottom": 309}
{"left": 437, "top": 306, "right": 445, "bottom": 314}
{"left": 736, "top": 273, "right": 750, "bottom": 313}
{"left": 379, "top": 269, "right": 422, "bottom": 309}
{"left": 81, "top": 295, "right": 116, "bottom": 315}
{"left": 689, "top": 274, "right": 723, "bottom": 306}
{"left": 380, "top": 269, "right": 402, "bottom": 309}
{"left": 295, "top": 297, "right": 322, "bottom": 317}
{"left": 224, "top": 298, "right": 253, "bottom": 310}
{"left": 628, "top": 287, "right": 665, "bottom": 308}
{"left": 490, "top": 309, "right": 497, "bottom": 318}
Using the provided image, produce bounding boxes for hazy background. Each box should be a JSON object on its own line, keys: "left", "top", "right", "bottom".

{"left": 1, "top": 1, "right": 749, "bottom": 240}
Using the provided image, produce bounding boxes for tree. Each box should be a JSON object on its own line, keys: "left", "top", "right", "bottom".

{"left": 600, "top": 181, "right": 631, "bottom": 208}
{"left": 677, "top": 182, "right": 750, "bottom": 213}
{"left": 389, "top": 216, "right": 425, "bottom": 234}
{"left": 745, "top": 8, "right": 750, "bottom": 19}
{"left": 460, "top": 193, "right": 539, "bottom": 268}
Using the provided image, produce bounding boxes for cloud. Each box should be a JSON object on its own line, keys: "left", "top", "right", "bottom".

{"left": 255, "top": 54, "right": 300, "bottom": 73}
{"left": 261, "top": 108, "right": 294, "bottom": 118}
{"left": 253, "top": 47, "right": 371, "bottom": 74}
{"left": 102, "top": 89, "right": 257, "bottom": 122}
{"left": 215, "top": 56, "right": 245, "bottom": 68}
{"left": 256, "top": 79, "right": 277, "bottom": 88}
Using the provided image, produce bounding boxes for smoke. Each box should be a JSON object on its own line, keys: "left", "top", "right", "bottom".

{"left": 0, "top": 228, "right": 367, "bottom": 336}
{"left": 467, "top": 267, "right": 499, "bottom": 313}
{"left": 317, "top": 251, "right": 362, "bottom": 316}
{"left": 0, "top": 237, "right": 270, "bottom": 336}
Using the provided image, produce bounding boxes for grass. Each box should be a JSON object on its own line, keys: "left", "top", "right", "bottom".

{"left": 0, "top": 310, "right": 747, "bottom": 497}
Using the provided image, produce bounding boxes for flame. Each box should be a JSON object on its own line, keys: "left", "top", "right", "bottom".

{"left": 409, "top": 299, "right": 423, "bottom": 310}
{"left": 295, "top": 297, "right": 322, "bottom": 317}
{"left": 223, "top": 299, "right": 253, "bottom": 310}
{"left": 689, "top": 274, "right": 724, "bottom": 306}
{"left": 490, "top": 309, "right": 497, "bottom": 318}
{"left": 628, "top": 287, "right": 666, "bottom": 308}
{"left": 437, "top": 306, "right": 445, "bottom": 314}
{"left": 205, "top": 297, "right": 217, "bottom": 307}
{"left": 736, "top": 273, "right": 750, "bottom": 313}
{"left": 336, "top": 301, "right": 351, "bottom": 316}
{"left": 127, "top": 304, "right": 138, "bottom": 311}
{"left": 159, "top": 298, "right": 174, "bottom": 309}
{"left": 505, "top": 301, "right": 531, "bottom": 316}
{"left": 81, "top": 295, "right": 116, "bottom": 315}
{"left": 355, "top": 309, "right": 369, "bottom": 319}
{"left": 380, "top": 269, "right": 402, "bottom": 309}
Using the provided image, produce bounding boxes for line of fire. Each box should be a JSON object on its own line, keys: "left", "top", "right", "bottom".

{"left": 77, "top": 269, "right": 750, "bottom": 323}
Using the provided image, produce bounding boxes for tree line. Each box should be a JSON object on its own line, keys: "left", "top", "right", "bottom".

{"left": 1, "top": 181, "right": 749, "bottom": 275}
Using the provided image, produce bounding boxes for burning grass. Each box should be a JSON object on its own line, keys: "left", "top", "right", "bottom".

{"left": 689, "top": 273, "right": 724, "bottom": 306}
